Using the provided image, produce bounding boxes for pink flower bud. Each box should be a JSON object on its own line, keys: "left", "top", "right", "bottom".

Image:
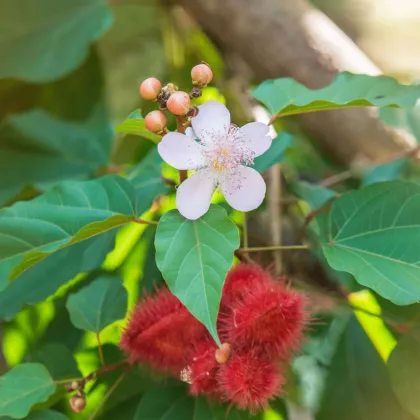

{"left": 145, "top": 110, "right": 167, "bottom": 133}
{"left": 191, "top": 64, "right": 213, "bottom": 86}
{"left": 70, "top": 395, "right": 86, "bottom": 413}
{"left": 167, "top": 91, "right": 191, "bottom": 115}
{"left": 140, "top": 77, "right": 162, "bottom": 101}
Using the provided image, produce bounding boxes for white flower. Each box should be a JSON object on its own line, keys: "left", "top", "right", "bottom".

{"left": 158, "top": 101, "right": 272, "bottom": 220}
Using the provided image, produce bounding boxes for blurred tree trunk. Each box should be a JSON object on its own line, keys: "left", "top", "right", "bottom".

{"left": 171, "top": 0, "right": 413, "bottom": 167}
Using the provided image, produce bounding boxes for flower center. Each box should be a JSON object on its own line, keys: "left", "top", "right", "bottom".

{"left": 202, "top": 125, "right": 255, "bottom": 174}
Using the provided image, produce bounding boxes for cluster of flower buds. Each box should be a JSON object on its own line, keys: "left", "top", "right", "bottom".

{"left": 140, "top": 63, "right": 213, "bottom": 135}
{"left": 120, "top": 264, "right": 307, "bottom": 412}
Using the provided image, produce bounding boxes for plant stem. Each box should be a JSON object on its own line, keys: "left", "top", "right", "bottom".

{"left": 242, "top": 212, "right": 249, "bottom": 250}
{"left": 176, "top": 114, "right": 190, "bottom": 183}
{"left": 134, "top": 218, "right": 158, "bottom": 225}
{"left": 88, "top": 368, "right": 130, "bottom": 420}
{"left": 96, "top": 332, "right": 105, "bottom": 367}
{"left": 240, "top": 244, "right": 308, "bottom": 252}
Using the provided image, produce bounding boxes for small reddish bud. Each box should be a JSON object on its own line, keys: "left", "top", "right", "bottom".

{"left": 120, "top": 288, "right": 208, "bottom": 375}
{"left": 215, "top": 343, "right": 232, "bottom": 364}
{"left": 191, "top": 64, "right": 213, "bottom": 86}
{"left": 167, "top": 91, "right": 191, "bottom": 115}
{"left": 145, "top": 110, "right": 167, "bottom": 133}
{"left": 65, "top": 381, "right": 79, "bottom": 392}
{"left": 70, "top": 394, "right": 86, "bottom": 413}
{"left": 140, "top": 77, "right": 162, "bottom": 101}
{"left": 218, "top": 352, "right": 284, "bottom": 412}
{"left": 190, "top": 340, "right": 220, "bottom": 396}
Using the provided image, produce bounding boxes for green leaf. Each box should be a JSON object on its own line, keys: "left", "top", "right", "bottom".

{"left": 0, "top": 175, "right": 136, "bottom": 283}
{"left": 316, "top": 317, "right": 413, "bottom": 420}
{"left": 155, "top": 205, "right": 240, "bottom": 345}
{"left": 128, "top": 148, "right": 168, "bottom": 214}
{"left": 29, "top": 343, "right": 81, "bottom": 380}
{"left": 380, "top": 104, "right": 420, "bottom": 141}
{"left": 0, "top": 363, "right": 56, "bottom": 419}
{"left": 293, "top": 181, "right": 336, "bottom": 209}
{"left": 363, "top": 159, "right": 407, "bottom": 186}
{"left": 388, "top": 328, "right": 420, "bottom": 419}
{"left": 116, "top": 110, "right": 161, "bottom": 143}
{"left": 252, "top": 132, "right": 292, "bottom": 173}
{"left": 318, "top": 181, "right": 420, "bottom": 304}
{"left": 0, "top": 231, "right": 115, "bottom": 320}
{"left": 66, "top": 275, "right": 128, "bottom": 332}
{"left": 24, "top": 411, "right": 68, "bottom": 420}
{"left": 253, "top": 73, "right": 420, "bottom": 118}
{"left": 0, "top": 1, "right": 113, "bottom": 82}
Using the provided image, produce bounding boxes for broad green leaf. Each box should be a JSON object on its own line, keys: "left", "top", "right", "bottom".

{"left": 318, "top": 181, "right": 420, "bottom": 305}
{"left": 0, "top": 1, "right": 113, "bottom": 82}
{"left": 66, "top": 276, "right": 128, "bottom": 332}
{"left": 380, "top": 104, "right": 420, "bottom": 141}
{"left": 155, "top": 205, "right": 240, "bottom": 344}
{"left": 128, "top": 147, "right": 168, "bottom": 214}
{"left": 316, "top": 317, "right": 413, "bottom": 420}
{"left": 0, "top": 231, "right": 115, "bottom": 320}
{"left": 0, "top": 175, "right": 136, "bottom": 283}
{"left": 24, "top": 411, "right": 68, "bottom": 420}
{"left": 253, "top": 73, "right": 420, "bottom": 118}
{"left": 29, "top": 343, "right": 81, "bottom": 380}
{"left": 388, "top": 328, "right": 420, "bottom": 419}
{"left": 293, "top": 181, "right": 336, "bottom": 209}
{"left": 116, "top": 110, "right": 161, "bottom": 143}
{"left": 0, "top": 363, "right": 56, "bottom": 419}
{"left": 363, "top": 159, "right": 407, "bottom": 186}
{"left": 252, "top": 132, "right": 292, "bottom": 173}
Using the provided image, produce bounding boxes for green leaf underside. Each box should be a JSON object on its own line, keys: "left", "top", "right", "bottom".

{"left": 294, "top": 181, "right": 336, "bottom": 209}
{"left": 318, "top": 181, "right": 420, "bottom": 305}
{"left": 66, "top": 275, "right": 128, "bottom": 332}
{"left": 0, "top": 0, "right": 113, "bottom": 82}
{"left": 23, "top": 410, "right": 69, "bottom": 420}
{"left": 362, "top": 159, "right": 407, "bottom": 186}
{"left": 0, "top": 363, "right": 56, "bottom": 419}
{"left": 316, "top": 317, "right": 413, "bottom": 420}
{"left": 155, "top": 206, "right": 240, "bottom": 345}
{"left": 252, "top": 72, "right": 420, "bottom": 118}
{"left": 0, "top": 232, "right": 116, "bottom": 321}
{"left": 389, "top": 328, "right": 420, "bottom": 419}
{"left": 252, "top": 132, "right": 292, "bottom": 173}
{"left": 0, "top": 175, "right": 137, "bottom": 282}
{"left": 116, "top": 113, "right": 161, "bottom": 144}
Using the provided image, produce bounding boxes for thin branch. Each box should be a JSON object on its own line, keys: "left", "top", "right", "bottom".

{"left": 88, "top": 368, "right": 130, "bottom": 420}
{"left": 242, "top": 212, "right": 249, "bottom": 250}
{"left": 133, "top": 218, "right": 158, "bottom": 225}
{"left": 96, "top": 332, "right": 105, "bottom": 367}
{"left": 240, "top": 245, "right": 309, "bottom": 252}
{"left": 234, "top": 249, "right": 254, "bottom": 263}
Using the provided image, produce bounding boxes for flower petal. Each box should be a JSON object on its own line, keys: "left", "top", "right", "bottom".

{"left": 221, "top": 166, "right": 266, "bottom": 212}
{"left": 158, "top": 132, "right": 205, "bottom": 170}
{"left": 240, "top": 122, "right": 272, "bottom": 157}
{"left": 176, "top": 170, "right": 216, "bottom": 220}
{"left": 192, "top": 101, "right": 230, "bottom": 140}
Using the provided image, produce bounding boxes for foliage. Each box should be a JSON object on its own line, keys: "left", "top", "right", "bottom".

{"left": 1, "top": 2, "right": 420, "bottom": 420}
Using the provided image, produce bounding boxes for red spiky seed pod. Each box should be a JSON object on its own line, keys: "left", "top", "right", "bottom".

{"left": 120, "top": 288, "right": 208, "bottom": 375}
{"left": 191, "top": 63, "right": 213, "bottom": 87}
{"left": 218, "top": 351, "right": 284, "bottom": 412}
{"left": 167, "top": 91, "right": 191, "bottom": 115}
{"left": 145, "top": 110, "right": 167, "bottom": 133}
{"left": 140, "top": 77, "right": 162, "bottom": 101}
{"left": 222, "top": 282, "right": 306, "bottom": 360}
{"left": 221, "top": 264, "right": 275, "bottom": 307}
{"left": 189, "top": 339, "right": 220, "bottom": 396}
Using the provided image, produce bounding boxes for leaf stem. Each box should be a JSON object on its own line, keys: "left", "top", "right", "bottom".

{"left": 240, "top": 244, "right": 309, "bottom": 252}
{"left": 242, "top": 212, "right": 249, "bottom": 250}
{"left": 134, "top": 218, "right": 158, "bottom": 225}
{"left": 96, "top": 332, "right": 105, "bottom": 367}
{"left": 88, "top": 367, "right": 130, "bottom": 420}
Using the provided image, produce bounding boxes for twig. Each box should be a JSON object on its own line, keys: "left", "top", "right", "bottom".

{"left": 175, "top": 114, "right": 191, "bottom": 183}
{"left": 240, "top": 245, "right": 308, "bottom": 252}
{"left": 242, "top": 212, "right": 249, "bottom": 250}
{"left": 133, "top": 218, "right": 158, "bottom": 225}
{"left": 320, "top": 144, "right": 420, "bottom": 188}
{"left": 88, "top": 368, "right": 130, "bottom": 420}
{"left": 96, "top": 332, "right": 105, "bottom": 367}
{"left": 234, "top": 249, "right": 254, "bottom": 263}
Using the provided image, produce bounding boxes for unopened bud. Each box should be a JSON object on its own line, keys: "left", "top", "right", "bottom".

{"left": 167, "top": 91, "right": 191, "bottom": 115}
{"left": 215, "top": 342, "right": 232, "bottom": 364}
{"left": 140, "top": 77, "right": 162, "bottom": 101}
{"left": 70, "top": 394, "right": 86, "bottom": 413}
{"left": 191, "top": 64, "right": 213, "bottom": 87}
{"left": 145, "top": 110, "right": 167, "bottom": 133}
{"left": 64, "top": 381, "right": 79, "bottom": 392}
